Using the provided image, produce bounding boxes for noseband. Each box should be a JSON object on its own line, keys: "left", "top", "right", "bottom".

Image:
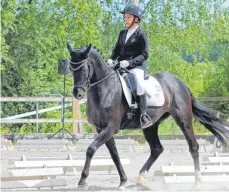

{"left": 70, "top": 58, "right": 116, "bottom": 91}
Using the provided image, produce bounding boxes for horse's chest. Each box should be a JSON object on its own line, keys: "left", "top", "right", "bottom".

{"left": 86, "top": 102, "right": 110, "bottom": 124}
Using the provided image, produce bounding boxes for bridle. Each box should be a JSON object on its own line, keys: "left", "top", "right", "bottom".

{"left": 69, "top": 58, "right": 92, "bottom": 91}
{"left": 69, "top": 58, "right": 116, "bottom": 91}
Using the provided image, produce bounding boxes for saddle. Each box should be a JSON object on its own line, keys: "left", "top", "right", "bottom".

{"left": 117, "top": 69, "right": 164, "bottom": 129}
{"left": 118, "top": 70, "right": 164, "bottom": 108}
{"left": 122, "top": 71, "right": 149, "bottom": 99}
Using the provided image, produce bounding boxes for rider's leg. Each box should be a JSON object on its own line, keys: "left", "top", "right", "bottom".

{"left": 129, "top": 68, "right": 145, "bottom": 95}
{"left": 139, "top": 92, "right": 152, "bottom": 128}
{"left": 129, "top": 68, "right": 152, "bottom": 128}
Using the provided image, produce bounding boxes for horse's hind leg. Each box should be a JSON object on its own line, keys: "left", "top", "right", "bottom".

{"left": 105, "top": 137, "right": 127, "bottom": 190}
{"left": 137, "top": 122, "right": 164, "bottom": 188}
{"left": 170, "top": 108, "right": 201, "bottom": 183}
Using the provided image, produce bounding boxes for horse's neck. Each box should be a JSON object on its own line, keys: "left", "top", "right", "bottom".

{"left": 89, "top": 49, "right": 112, "bottom": 84}
{"left": 87, "top": 49, "right": 119, "bottom": 104}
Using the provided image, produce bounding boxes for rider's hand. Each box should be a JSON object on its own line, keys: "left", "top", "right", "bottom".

{"left": 107, "top": 59, "right": 116, "bottom": 68}
{"left": 120, "top": 60, "right": 129, "bottom": 68}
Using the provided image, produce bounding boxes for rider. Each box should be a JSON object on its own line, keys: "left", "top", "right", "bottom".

{"left": 108, "top": 4, "right": 152, "bottom": 128}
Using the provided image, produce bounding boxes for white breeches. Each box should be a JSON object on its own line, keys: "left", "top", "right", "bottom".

{"left": 129, "top": 68, "right": 145, "bottom": 95}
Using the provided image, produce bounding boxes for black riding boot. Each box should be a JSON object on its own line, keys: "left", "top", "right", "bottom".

{"left": 139, "top": 93, "right": 152, "bottom": 128}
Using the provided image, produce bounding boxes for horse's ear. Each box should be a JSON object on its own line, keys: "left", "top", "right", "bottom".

{"left": 81, "top": 44, "right": 91, "bottom": 57}
{"left": 67, "top": 42, "right": 73, "bottom": 53}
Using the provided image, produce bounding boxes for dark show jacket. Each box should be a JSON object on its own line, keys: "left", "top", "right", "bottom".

{"left": 110, "top": 27, "right": 149, "bottom": 71}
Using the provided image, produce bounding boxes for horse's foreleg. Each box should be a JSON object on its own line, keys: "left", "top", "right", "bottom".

{"left": 78, "top": 126, "right": 116, "bottom": 187}
{"left": 105, "top": 137, "right": 127, "bottom": 190}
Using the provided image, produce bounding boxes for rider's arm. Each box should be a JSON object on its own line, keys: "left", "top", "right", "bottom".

{"left": 110, "top": 32, "right": 121, "bottom": 60}
{"left": 128, "top": 32, "right": 149, "bottom": 67}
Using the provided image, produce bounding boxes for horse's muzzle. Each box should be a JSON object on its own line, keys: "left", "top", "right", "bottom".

{"left": 73, "top": 87, "right": 85, "bottom": 100}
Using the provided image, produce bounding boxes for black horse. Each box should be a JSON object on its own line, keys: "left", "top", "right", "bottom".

{"left": 67, "top": 43, "right": 229, "bottom": 190}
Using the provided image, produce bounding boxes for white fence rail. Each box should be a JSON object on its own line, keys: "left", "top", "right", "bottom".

{"left": 0, "top": 97, "right": 78, "bottom": 102}
{"left": 1, "top": 97, "right": 228, "bottom": 125}
{"left": 0, "top": 119, "right": 88, "bottom": 124}
{"left": 1, "top": 104, "right": 72, "bottom": 120}
{"left": 0, "top": 97, "right": 86, "bottom": 122}
{"left": 0, "top": 97, "right": 87, "bottom": 133}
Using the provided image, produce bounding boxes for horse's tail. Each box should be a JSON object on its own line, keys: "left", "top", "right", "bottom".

{"left": 190, "top": 93, "right": 229, "bottom": 148}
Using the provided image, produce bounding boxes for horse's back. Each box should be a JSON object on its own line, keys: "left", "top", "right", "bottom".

{"left": 151, "top": 71, "right": 177, "bottom": 80}
{"left": 150, "top": 71, "right": 191, "bottom": 99}
{"left": 151, "top": 71, "right": 189, "bottom": 88}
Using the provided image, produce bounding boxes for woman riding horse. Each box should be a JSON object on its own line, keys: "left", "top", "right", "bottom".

{"left": 67, "top": 5, "right": 229, "bottom": 191}
{"left": 108, "top": 5, "right": 152, "bottom": 128}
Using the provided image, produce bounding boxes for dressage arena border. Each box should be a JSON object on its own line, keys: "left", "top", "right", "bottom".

{"left": 1, "top": 142, "right": 229, "bottom": 192}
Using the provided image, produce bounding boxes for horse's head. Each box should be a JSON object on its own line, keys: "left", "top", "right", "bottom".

{"left": 67, "top": 42, "right": 92, "bottom": 100}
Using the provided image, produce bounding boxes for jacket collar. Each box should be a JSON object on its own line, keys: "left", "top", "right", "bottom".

{"left": 124, "top": 27, "right": 140, "bottom": 45}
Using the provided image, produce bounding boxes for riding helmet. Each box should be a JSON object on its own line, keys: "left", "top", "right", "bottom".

{"left": 120, "top": 5, "right": 142, "bottom": 20}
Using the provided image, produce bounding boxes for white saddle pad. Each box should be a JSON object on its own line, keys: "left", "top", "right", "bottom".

{"left": 118, "top": 73, "right": 165, "bottom": 107}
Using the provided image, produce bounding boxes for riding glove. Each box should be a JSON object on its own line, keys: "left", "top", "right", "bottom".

{"left": 120, "top": 60, "right": 129, "bottom": 68}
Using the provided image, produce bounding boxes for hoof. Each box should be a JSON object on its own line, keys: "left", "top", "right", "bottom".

{"left": 195, "top": 178, "right": 202, "bottom": 184}
{"left": 118, "top": 185, "right": 126, "bottom": 191}
{"left": 136, "top": 183, "right": 151, "bottom": 191}
{"left": 78, "top": 183, "right": 88, "bottom": 190}
{"left": 118, "top": 181, "right": 127, "bottom": 191}
{"left": 136, "top": 173, "right": 151, "bottom": 190}
{"left": 195, "top": 172, "right": 202, "bottom": 184}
